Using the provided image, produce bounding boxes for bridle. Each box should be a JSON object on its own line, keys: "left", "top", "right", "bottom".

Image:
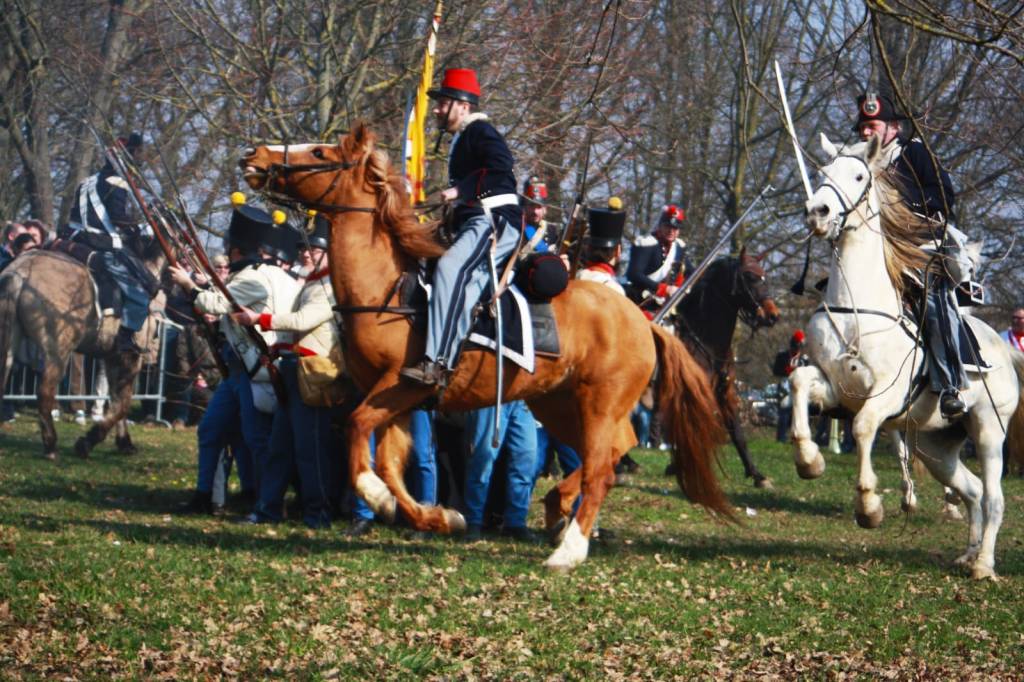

{"left": 816, "top": 154, "right": 874, "bottom": 237}
{"left": 729, "top": 257, "right": 772, "bottom": 328}
{"left": 259, "top": 144, "right": 377, "bottom": 215}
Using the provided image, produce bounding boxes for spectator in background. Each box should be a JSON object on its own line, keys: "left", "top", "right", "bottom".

{"left": 22, "top": 219, "right": 48, "bottom": 246}
{"left": 11, "top": 232, "right": 39, "bottom": 256}
{"left": 1000, "top": 307, "right": 1024, "bottom": 352}
{"left": 0, "top": 221, "right": 28, "bottom": 271}
{"left": 772, "top": 330, "right": 809, "bottom": 443}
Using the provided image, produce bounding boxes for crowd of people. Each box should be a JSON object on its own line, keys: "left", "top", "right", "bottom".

{"left": 5, "top": 70, "right": 1018, "bottom": 535}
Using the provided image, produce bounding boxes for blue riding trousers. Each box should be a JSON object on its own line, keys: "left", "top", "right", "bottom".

{"left": 426, "top": 213, "right": 521, "bottom": 367}
{"left": 96, "top": 249, "right": 153, "bottom": 331}
{"left": 925, "top": 275, "right": 967, "bottom": 393}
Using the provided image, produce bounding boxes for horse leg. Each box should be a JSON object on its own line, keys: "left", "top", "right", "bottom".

{"left": 910, "top": 427, "right": 981, "bottom": 570}
{"left": 965, "top": 419, "right": 1007, "bottom": 579}
{"left": 851, "top": 409, "right": 885, "bottom": 528}
{"left": 375, "top": 413, "right": 465, "bottom": 533}
{"left": 36, "top": 362, "right": 64, "bottom": 460}
{"left": 729, "top": 413, "right": 771, "bottom": 488}
{"left": 789, "top": 366, "right": 834, "bottom": 479}
{"left": 346, "top": 377, "right": 441, "bottom": 526}
{"left": 543, "top": 468, "right": 582, "bottom": 545}
{"left": 76, "top": 355, "right": 139, "bottom": 458}
{"left": 544, "top": 413, "right": 627, "bottom": 572}
{"left": 888, "top": 427, "right": 917, "bottom": 513}
{"left": 941, "top": 487, "right": 964, "bottom": 521}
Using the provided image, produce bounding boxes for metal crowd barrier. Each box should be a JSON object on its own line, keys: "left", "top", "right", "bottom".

{"left": 2, "top": 315, "right": 183, "bottom": 426}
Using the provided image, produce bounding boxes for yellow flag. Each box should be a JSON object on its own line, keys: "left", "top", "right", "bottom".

{"left": 404, "top": 1, "right": 443, "bottom": 206}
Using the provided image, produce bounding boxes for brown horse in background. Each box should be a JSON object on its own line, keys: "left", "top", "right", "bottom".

{"left": 241, "top": 124, "right": 731, "bottom": 570}
{"left": 0, "top": 241, "right": 164, "bottom": 460}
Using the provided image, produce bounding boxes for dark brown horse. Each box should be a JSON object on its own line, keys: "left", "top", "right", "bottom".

{"left": 673, "top": 253, "right": 780, "bottom": 487}
{"left": 0, "top": 238, "right": 164, "bottom": 460}
{"left": 241, "top": 124, "right": 732, "bottom": 570}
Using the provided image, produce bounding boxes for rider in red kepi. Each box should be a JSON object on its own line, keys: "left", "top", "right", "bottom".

{"left": 625, "top": 203, "right": 693, "bottom": 314}
{"left": 400, "top": 68, "right": 523, "bottom": 388}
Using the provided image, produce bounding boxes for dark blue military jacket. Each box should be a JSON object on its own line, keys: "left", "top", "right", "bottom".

{"left": 890, "top": 139, "right": 956, "bottom": 219}
{"left": 449, "top": 117, "right": 522, "bottom": 231}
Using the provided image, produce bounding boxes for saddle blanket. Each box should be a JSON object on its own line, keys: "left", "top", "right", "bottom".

{"left": 467, "top": 284, "right": 560, "bottom": 373}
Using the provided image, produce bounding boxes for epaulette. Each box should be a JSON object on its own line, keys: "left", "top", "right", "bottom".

{"left": 633, "top": 234, "right": 658, "bottom": 247}
{"left": 105, "top": 176, "right": 129, "bottom": 190}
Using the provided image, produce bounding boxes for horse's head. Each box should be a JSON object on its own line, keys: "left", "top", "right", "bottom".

{"left": 239, "top": 123, "right": 378, "bottom": 209}
{"left": 804, "top": 133, "right": 882, "bottom": 239}
{"left": 734, "top": 248, "right": 780, "bottom": 329}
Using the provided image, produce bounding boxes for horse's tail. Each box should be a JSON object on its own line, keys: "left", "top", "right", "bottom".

{"left": 1005, "top": 348, "right": 1024, "bottom": 474}
{"left": 650, "top": 323, "right": 733, "bottom": 519}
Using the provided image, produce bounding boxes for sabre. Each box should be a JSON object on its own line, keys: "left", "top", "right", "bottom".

{"left": 652, "top": 184, "right": 774, "bottom": 325}
{"left": 774, "top": 60, "right": 813, "bottom": 200}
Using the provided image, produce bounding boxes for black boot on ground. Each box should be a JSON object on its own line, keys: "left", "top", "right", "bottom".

{"left": 180, "top": 490, "right": 214, "bottom": 515}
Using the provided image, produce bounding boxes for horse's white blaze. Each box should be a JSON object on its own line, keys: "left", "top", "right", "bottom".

{"left": 355, "top": 471, "right": 396, "bottom": 522}
{"left": 543, "top": 519, "right": 589, "bottom": 571}
{"left": 791, "top": 134, "right": 1019, "bottom": 577}
{"left": 263, "top": 143, "right": 320, "bottom": 152}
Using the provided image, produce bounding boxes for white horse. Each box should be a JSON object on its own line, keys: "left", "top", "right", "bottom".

{"left": 790, "top": 132, "right": 1024, "bottom": 579}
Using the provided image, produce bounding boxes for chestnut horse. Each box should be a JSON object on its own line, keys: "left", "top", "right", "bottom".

{"left": 241, "top": 124, "right": 730, "bottom": 570}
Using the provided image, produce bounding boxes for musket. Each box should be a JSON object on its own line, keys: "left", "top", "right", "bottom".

{"left": 93, "top": 133, "right": 234, "bottom": 383}
{"left": 110, "top": 141, "right": 232, "bottom": 379}
{"left": 652, "top": 184, "right": 774, "bottom": 325}
{"left": 557, "top": 130, "right": 593, "bottom": 276}
{"left": 137, "top": 141, "right": 287, "bottom": 404}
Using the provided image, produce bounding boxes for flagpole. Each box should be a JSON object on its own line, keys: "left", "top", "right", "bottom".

{"left": 405, "top": 0, "right": 443, "bottom": 207}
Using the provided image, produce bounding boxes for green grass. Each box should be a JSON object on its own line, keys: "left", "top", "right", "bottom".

{"left": 1, "top": 412, "right": 1022, "bottom": 678}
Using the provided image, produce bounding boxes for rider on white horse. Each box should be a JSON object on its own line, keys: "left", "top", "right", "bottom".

{"left": 853, "top": 93, "right": 967, "bottom": 419}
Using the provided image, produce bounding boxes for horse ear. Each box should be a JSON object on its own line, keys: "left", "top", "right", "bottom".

{"left": 349, "top": 121, "right": 376, "bottom": 155}
{"left": 820, "top": 132, "right": 838, "bottom": 159}
{"left": 755, "top": 252, "right": 766, "bottom": 263}
{"left": 738, "top": 244, "right": 747, "bottom": 259}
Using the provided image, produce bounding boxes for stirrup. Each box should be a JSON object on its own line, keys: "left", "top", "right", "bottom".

{"left": 399, "top": 359, "right": 447, "bottom": 388}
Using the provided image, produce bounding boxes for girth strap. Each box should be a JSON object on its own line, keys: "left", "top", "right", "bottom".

{"left": 813, "top": 305, "right": 919, "bottom": 344}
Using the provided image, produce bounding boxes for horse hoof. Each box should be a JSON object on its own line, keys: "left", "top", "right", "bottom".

{"left": 796, "top": 457, "right": 825, "bottom": 480}
{"left": 543, "top": 559, "right": 576, "bottom": 574}
{"left": 379, "top": 497, "right": 397, "bottom": 525}
{"left": 444, "top": 509, "right": 466, "bottom": 533}
{"left": 854, "top": 510, "right": 883, "bottom": 529}
{"left": 941, "top": 504, "right": 964, "bottom": 522}
{"left": 40, "top": 451, "right": 58, "bottom": 462}
{"left": 117, "top": 443, "right": 138, "bottom": 455}
{"left": 74, "top": 438, "right": 90, "bottom": 459}
{"left": 971, "top": 564, "right": 997, "bottom": 581}
{"left": 754, "top": 477, "right": 773, "bottom": 490}
{"left": 900, "top": 492, "right": 918, "bottom": 514}
{"left": 547, "top": 517, "right": 567, "bottom": 547}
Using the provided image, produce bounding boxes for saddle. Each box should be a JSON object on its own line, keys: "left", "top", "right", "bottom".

{"left": 46, "top": 238, "right": 122, "bottom": 317}
{"left": 351, "top": 255, "right": 565, "bottom": 373}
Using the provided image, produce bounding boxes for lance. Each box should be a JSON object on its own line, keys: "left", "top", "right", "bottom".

{"left": 773, "top": 60, "right": 813, "bottom": 200}
{"left": 652, "top": 184, "right": 774, "bottom": 325}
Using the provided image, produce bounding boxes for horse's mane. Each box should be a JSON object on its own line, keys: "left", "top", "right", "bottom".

{"left": 872, "top": 160, "right": 933, "bottom": 300}
{"left": 362, "top": 149, "right": 445, "bottom": 260}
